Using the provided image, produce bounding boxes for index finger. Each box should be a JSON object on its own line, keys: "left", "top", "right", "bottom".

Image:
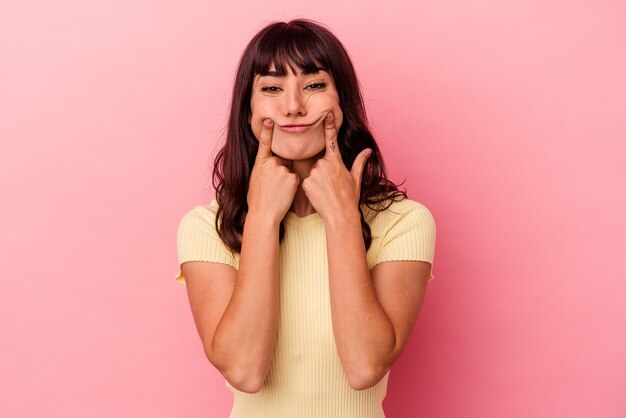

{"left": 323, "top": 111, "right": 342, "bottom": 163}
{"left": 256, "top": 118, "right": 274, "bottom": 161}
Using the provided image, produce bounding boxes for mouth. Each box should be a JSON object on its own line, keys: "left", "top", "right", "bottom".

{"left": 278, "top": 114, "right": 327, "bottom": 133}
{"left": 278, "top": 123, "right": 313, "bottom": 133}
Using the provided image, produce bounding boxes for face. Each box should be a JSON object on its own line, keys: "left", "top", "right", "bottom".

{"left": 249, "top": 60, "right": 343, "bottom": 160}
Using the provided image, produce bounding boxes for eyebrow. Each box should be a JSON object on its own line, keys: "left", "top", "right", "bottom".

{"left": 258, "top": 66, "right": 328, "bottom": 79}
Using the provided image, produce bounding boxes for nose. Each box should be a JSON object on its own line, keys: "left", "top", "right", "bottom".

{"left": 283, "top": 88, "right": 307, "bottom": 118}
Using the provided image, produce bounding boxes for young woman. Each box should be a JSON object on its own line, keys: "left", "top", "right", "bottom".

{"left": 175, "top": 18, "right": 436, "bottom": 418}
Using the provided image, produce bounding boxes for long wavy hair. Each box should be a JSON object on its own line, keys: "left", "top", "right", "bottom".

{"left": 213, "top": 18, "right": 407, "bottom": 254}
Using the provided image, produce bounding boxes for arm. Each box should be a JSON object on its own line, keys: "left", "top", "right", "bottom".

{"left": 182, "top": 211, "right": 280, "bottom": 393}
{"left": 324, "top": 208, "right": 430, "bottom": 390}
{"left": 299, "top": 110, "right": 433, "bottom": 390}
{"left": 182, "top": 116, "right": 297, "bottom": 393}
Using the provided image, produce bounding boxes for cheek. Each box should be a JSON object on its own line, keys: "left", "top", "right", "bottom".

{"left": 334, "top": 105, "right": 344, "bottom": 131}
{"left": 310, "top": 94, "right": 343, "bottom": 128}
{"left": 249, "top": 100, "right": 275, "bottom": 139}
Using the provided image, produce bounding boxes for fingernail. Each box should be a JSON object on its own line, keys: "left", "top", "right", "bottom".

{"left": 366, "top": 149, "right": 372, "bottom": 158}
{"left": 325, "top": 113, "right": 334, "bottom": 123}
{"left": 264, "top": 119, "right": 273, "bottom": 127}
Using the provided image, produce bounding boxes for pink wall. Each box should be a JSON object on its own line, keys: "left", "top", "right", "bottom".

{"left": 1, "top": 1, "right": 624, "bottom": 417}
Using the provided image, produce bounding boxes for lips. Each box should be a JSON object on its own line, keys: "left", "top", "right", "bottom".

{"left": 278, "top": 123, "right": 313, "bottom": 133}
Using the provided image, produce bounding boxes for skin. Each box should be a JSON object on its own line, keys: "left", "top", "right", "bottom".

{"left": 181, "top": 59, "right": 431, "bottom": 393}
{"left": 307, "top": 113, "right": 430, "bottom": 389}
{"left": 249, "top": 60, "right": 346, "bottom": 217}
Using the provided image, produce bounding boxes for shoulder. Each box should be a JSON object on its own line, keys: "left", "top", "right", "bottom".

{"left": 175, "top": 199, "right": 239, "bottom": 282}
{"left": 176, "top": 200, "right": 225, "bottom": 240}
{"left": 366, "top": 196, "right": 437, "bottom": 275}
{"left": 363, "top": 196, "right": 435, "bottom": 230}
{"left": 384, "top": 197, "right": 432, "bottom": 216}
{"left": 178, "top": 199, "right": 220, "bottom": 225}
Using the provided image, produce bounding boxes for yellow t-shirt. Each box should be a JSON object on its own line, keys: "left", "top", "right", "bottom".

{"left": 175, "top": 197, "right": 436, "bottom": 418}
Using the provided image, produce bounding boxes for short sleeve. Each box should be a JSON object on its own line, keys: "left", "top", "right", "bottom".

{"left": 175, "top": 204, "right": 238, "bottom": 284}
{"left": 373, "top": 203, "right": 437, "bottom": 281}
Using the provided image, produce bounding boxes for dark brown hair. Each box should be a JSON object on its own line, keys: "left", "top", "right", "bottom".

{"left": 213, "top": 18, "right": 407, "bottom": 253}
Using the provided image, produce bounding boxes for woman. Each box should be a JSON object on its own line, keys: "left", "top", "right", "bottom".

{"left": 175, "top": 18, "right": 436, "bottom": 418}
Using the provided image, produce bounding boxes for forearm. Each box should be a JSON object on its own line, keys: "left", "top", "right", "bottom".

{"left": 212, "top": 210, "right": 280, "bottom": 389}
{"left": 325, "top": 208, "right": 396, "bottom": 389}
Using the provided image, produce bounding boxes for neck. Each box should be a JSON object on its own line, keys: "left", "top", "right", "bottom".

{"left": 289, "top": 152, "right": 323, "bottom": 217}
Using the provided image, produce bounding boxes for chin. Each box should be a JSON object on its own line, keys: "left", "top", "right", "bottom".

{"left": 272, "top": 148, "right": 324, "bottom": 161}
{"left": 272, "top": 143, "right": 325, "bottom": 161}
{"left": 271, "top": 132, "right": 325, "bottom": 160}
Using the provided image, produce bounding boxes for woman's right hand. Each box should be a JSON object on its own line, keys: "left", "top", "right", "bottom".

{"left": 247, "top": 118, "right": 300, "bottom": 224}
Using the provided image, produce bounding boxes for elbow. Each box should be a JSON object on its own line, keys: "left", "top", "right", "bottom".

{"left": 216, "top": 364, "right": 267, "bottom": 393}
{"left": 203, "top": 347, "right": 267, "bottom": 393}
{"left": 346, "top": 364, "right": 389, "bottom": 391}
{"left": 224, "top": 368, "right": 266, "bottom": 393}
{"left": 204, "top": 352, "right": 267, "bottom": 393}
{"left": 215, "top": 362, "right": 266, "bottom": 393}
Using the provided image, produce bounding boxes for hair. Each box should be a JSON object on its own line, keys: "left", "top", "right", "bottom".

{"left": 212, "top": 18, "right": 407, "bottom": 254}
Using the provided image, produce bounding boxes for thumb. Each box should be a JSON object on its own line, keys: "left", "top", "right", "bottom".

{"left": 351, "top": 148, "right": 372, "bottom": 184}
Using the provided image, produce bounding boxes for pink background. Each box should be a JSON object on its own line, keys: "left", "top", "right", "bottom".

{"left": 1, "top": 1, "right": 625, "bottom": 417}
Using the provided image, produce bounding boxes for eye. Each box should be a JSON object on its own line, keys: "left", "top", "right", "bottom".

{"left": 306, "top": 82, "right": 327, "bottom": 91}
{"left": 260, "top": 86, "right": 281, "bottom": 93}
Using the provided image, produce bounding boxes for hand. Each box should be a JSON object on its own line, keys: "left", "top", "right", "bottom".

{"left": 301, "top": 111, "right": 372, "bottom": 221}
{"left": 247, "top": 118, "right": 300, "bottom": 224}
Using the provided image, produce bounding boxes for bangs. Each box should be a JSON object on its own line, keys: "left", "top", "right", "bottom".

{"left": 252, "top": 25, "right": 331, "bottom": 77}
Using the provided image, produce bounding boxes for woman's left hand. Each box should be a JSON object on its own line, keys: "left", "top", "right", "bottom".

{"left": 301, "top": 111, "right": 372, "bottom": 221}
